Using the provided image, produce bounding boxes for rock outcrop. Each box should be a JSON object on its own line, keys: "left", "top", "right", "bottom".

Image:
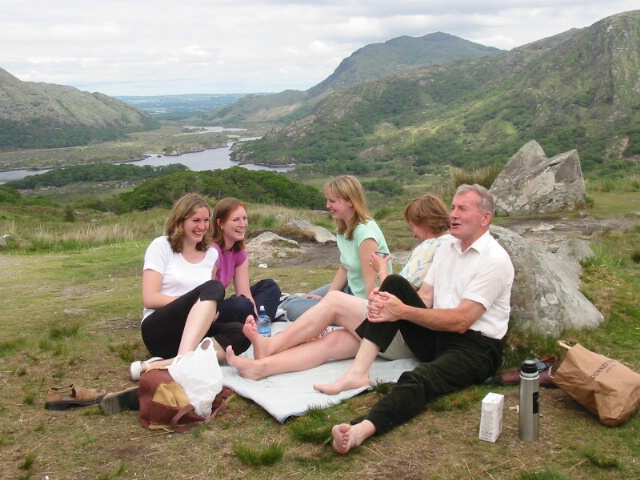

{"left": 287, "top": 217, "right": 336, "bottom": 244}
{"left": 490, "top": 141, "right": 587, "bottom": 216}
{"left": 490, "top": 225, "right": 603, "bottom": 336}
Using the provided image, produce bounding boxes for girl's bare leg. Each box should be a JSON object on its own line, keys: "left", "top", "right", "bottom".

{"left": 227, "top": 329, "right": 360, "bottom": 380}
{"left": 248, "top": 291, "right": 366, "bottom": 359}
{"left": 141, "top": 299, "right": 219, "bottom": 375}
{"left": 177, "top": 299, "right": 218, "bottom": 354}
{"left": 314, "top": 338, "right": 380, "bottom": 394}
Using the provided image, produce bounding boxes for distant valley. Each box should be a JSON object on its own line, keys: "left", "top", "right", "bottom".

{"left": 115, "top": 93, "right": 255, "bottom": 120}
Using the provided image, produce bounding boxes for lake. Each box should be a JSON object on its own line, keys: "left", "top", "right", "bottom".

{"left": 0, "top": 133, "right": 292, "bottom": 184}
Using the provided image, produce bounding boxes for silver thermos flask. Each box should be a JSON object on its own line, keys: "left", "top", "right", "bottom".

{"left": 518, "top": 359, "right": 539, "bottom": 441}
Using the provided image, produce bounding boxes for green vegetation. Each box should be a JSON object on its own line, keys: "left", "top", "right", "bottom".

{"left": 0, "top": 187, "right": 638, "bottom": 479}
{"left": 1, "top": 166, "right": 326, "bottom": 220}
{"left": 5, "top": 163, "right": 189, "bottom": 189}
{"left": 1, "top": 14, "right": 640, "bottom": 477}
{"left": 107, "top": 167, "right": 326, "bottom": 213}
{"left": 450, "top": 165, "right": 502, "bottom": 190}
{"left": 0, "top": 118, "right": 158, "bottom": 150}
{"left": 232, "top": 442, "right": 285, "bottom": 466}
{"left": 232, "top": 11, "right": 640, "bottom": 183}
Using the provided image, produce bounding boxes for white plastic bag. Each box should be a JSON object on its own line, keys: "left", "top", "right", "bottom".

{"left": 168, "top": 337, "right": 223, "bottom": 417}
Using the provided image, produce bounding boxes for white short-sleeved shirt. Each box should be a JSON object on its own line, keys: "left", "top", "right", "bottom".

{"left": 141, "top": 236, "right": 219, "bottom": 321}
{"left": 399, "top": 233, "right": 453, "bottom": 288}
{"left": 424, "top": 230, "right": 514, "bottom": 340}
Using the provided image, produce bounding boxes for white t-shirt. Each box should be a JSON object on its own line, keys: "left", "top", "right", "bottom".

{"left": 424, "top": 230, "right": 514, "bottom": 340}
{"left": 141, "top": 236, "right": 219, "bottom": 321}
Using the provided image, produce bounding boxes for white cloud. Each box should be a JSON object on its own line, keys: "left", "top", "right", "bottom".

{"left": 0, "top": 0, "right": 638, "bottom": 95}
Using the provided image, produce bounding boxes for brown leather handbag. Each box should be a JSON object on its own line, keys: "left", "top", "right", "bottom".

{"left": 139, "top": 368, "right": 234, "bottom": 432}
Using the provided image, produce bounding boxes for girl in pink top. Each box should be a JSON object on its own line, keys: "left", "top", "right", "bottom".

{"left": 211, "top": 197, "right": 281, "bottom": 326}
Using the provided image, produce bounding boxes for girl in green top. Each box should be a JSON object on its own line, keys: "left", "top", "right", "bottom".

{"left": 279, "top": 175, "right": 391, "bottom": 320}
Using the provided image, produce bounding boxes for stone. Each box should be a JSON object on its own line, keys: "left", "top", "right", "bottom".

{"left": 249, "top": 231, "right": 299, "bottom": 247}
{"left": 490, "top": 140, "right": 587, "bottom": 216}
{"left": 287, "top": 217, "right": 337, "bottom": 244}
{"left": 490, "top": 225, "right": 603, "bottom": 336}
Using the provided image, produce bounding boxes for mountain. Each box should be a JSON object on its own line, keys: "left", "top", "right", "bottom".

{"left": 231, "top": 10, "right": 640, "bottom": 178}
{"left": 0, "top": 68, "right": 158, "bottom": 149}
{"left": 202, "top": 32, "right": 504, "bottom": 126}
{"left": 307, "top": 32, "right": 503, "bottom": 98}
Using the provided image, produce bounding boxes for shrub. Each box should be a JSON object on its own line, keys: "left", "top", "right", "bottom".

{"left": 450, "top": 164, "right": 501, "bottom": 190}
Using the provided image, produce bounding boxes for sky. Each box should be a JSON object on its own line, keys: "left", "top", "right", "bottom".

{"left": 1, "top": 1, "right": 638, "bottom": 97}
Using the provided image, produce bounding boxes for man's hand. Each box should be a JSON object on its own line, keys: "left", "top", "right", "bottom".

{"left": 367, "top": 290, "right": 404, "bottom": 323}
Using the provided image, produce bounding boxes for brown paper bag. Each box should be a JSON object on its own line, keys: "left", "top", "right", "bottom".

{"left": 552, "top": 343, "right": 640, "bottom": 426}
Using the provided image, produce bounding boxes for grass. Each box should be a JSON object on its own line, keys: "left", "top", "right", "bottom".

{"left": 0, "top": 190, "right": 639, "bottom": 478}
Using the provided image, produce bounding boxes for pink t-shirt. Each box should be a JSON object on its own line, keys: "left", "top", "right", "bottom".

{"left": 212, "top": 243, "right": 248, "bottom": 288}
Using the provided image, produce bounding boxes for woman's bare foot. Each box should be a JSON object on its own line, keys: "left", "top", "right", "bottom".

{"left": 225, "top": 346, "right": 266, "bottom": 381}
{"left": 314, "top": 369, "right": 370, "bottom": 395}
{"left": 242, "top": 315, "right": 272, "bottom": 359}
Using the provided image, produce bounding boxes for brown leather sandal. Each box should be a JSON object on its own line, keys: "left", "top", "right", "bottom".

{"left": 499, "top": 355, "right": 563, "bottom": 388}
{"left": 44, "top": 384, "right": 107, "bottom": 410}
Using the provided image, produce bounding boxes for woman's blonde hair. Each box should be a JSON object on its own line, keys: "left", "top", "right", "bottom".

{"left": 165, "top": 193, "right": 213, "bottom": 252}
{"left": 212, "top": 197, "right": 246, "bottom": 252}
{"left": 404, "top": 195, "right": 450, "bottom": 235}
{"left": 323, "top": 175, "right": 371, "bottom": 240}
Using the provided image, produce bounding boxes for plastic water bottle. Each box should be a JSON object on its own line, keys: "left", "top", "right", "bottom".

{"left": 519, "top": 359, "right": 540, "bottom": 441}
{"left": 256, "top": 305, "right": 271, "bottom": 337}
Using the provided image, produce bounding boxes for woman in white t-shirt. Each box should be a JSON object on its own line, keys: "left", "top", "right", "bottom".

{"left": 129, "top": 194, "right": 249, "bottom": 380}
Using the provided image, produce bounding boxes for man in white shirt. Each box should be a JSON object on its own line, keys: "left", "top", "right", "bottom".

{"left": 330, "top": 184, "right": 514, "bottom": 455}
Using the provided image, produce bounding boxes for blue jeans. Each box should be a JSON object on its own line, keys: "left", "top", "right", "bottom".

{"left": 279, "top": 283, "right": 353, "bottom": 321}
{"left": 217, "top": 278, "right": 281, "bottom": 324}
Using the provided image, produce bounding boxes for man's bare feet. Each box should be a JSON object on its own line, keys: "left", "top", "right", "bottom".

{"left": 331, "top": 420, "right": 376, "bottom": 454}
{"left": 331, "top": 424, "right": 359, "bottom": 454}
{"left": 332, "top": 424, "right": 355, "bottom": 454}
{"left": 242, "top": 315, "right": 271, "bottom": 359}
{"left": 225, "top": 346, "right": 266, "bottom": 381}
{"left": 314, "top": 369, "right": 370, "bottom": 395}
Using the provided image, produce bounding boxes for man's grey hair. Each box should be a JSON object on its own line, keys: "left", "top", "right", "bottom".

{"left": 455, "top": 184, "right": 495, "bottom": 215}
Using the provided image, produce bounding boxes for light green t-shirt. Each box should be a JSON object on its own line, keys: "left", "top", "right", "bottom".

{"left": 337, "top": 219, "right": 391, "bottom": 298}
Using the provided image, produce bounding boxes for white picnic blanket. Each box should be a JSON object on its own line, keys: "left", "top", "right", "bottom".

{"left": 221, "top": 321, "right": 419, "bottom": 423}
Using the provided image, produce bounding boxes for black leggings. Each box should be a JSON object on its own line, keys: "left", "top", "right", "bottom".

{"left": 357, "top": 274, "right": 503, "bottom": 435}
{"left": 141, "top": 279, "right": 250, "bottom": 359}
{"left": 216, "top": 278, "right": 282, "bottom": 325}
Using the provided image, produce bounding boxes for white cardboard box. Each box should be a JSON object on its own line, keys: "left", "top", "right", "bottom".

{"left": 479, "top": 392, "right": 504, "bottom": 442}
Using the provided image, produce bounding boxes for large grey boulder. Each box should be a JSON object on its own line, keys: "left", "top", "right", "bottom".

{"left": 490, "top": 225, "right": 603, "bottom": 336}
{"left": 287, "top": 217, "right": 336, "bottom": 244}
{"left": 490, "top": 140, "right": 587, "bottom": 216}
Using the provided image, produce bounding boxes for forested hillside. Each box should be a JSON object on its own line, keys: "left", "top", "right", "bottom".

{"left": 233, "top": 11, "right": 640, "bottom": 180}
{"left": 203, "top": 32, "right": 503, "bottom": 126}
{"left": 1, "top": 165, "right": 326, "bottom": 213}
{"left": 0, "top": 68, "right": 159, "bottom": 149}
{"left": 4, "top": 163, "right": 189, "bottom": 189}
{"left": 80, "top": 167, "right": 326, "bottom": 213}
